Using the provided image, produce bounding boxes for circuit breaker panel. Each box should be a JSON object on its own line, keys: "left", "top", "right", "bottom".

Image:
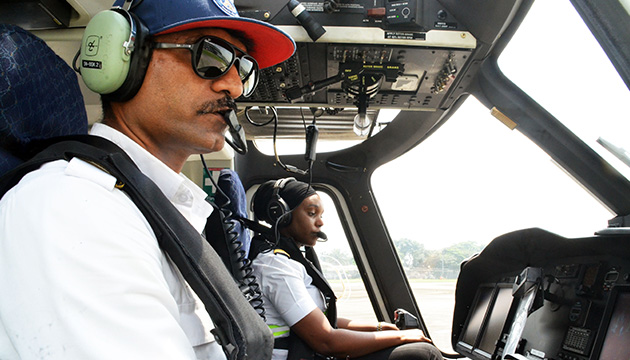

{"left": 235, "top": 0, "right": 475, "bottom": 111}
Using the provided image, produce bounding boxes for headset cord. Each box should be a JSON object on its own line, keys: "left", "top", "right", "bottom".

{"left": 245, "top": 106, "right": 312, "bottom": 176}
{"left": 272, "top": 107, "right": 307, "bottom": 175}
{"left": 200, "top": 155, "right": 266, "bottom": 319}
{"left": 273, "top": 212, "right": 292, "bottom": 247}
{"left": 299, "top": 107, "right": 315, "bottom": 186}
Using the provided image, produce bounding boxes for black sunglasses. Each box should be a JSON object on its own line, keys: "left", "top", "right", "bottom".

{"left": 153, "top": 36, "right": 259, "bottom": 97}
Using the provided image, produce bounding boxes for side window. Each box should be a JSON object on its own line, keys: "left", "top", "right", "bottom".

{"left": 316, "top": 192, "right": 377, "bottom": 322}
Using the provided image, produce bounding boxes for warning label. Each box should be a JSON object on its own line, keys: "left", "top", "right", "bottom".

{"left": 384, "top": 31, "right": 426, "bottom": 40}
{"left": 302, "top": 1, "right": 365, "bottom": 12}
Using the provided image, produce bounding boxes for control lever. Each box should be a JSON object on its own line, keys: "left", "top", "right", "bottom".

{"left": 513, "top": 267, "right": 544, "bottom": 314}
{"left": 223, "top": 110, "right": 247, "bottom": 155}
{"left": 285, "top": 73, "right": 344, "bottom": 102}
{"left": 394, "top": 308, "right": 420, "bottom": 329}
{"left": 395, "top": 308, "right": 461, "bottom": 359}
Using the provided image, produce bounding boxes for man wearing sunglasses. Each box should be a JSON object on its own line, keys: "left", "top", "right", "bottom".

{"left": 0, "top": 0, "right": 294, "bottom": 359}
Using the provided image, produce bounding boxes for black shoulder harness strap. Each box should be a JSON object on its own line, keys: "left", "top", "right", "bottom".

{"left": 0, "top": 135, "right": 272, "bottom": 360}
{"left": 269, "top": 236, "right": 338, "bottom": 360}
{"left": 248, "top": 233, "right": 337, "bottom": 328}
{"left": 275, "top": 236, "right": 338, "bottom": 328}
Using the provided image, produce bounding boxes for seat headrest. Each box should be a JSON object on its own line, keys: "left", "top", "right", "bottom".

{"left": 215, "top": 168, "right": 252, "bottom": 256}
{"left": 0, "top": 24, "right": 88, "bottom": 177}
{"left": 216, "top": 168, "right": 249, "bottom": 219}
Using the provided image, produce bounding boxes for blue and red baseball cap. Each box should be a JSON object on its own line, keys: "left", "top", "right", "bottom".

{"left": 116, "top": 0, "right": 296, "bottom": 69}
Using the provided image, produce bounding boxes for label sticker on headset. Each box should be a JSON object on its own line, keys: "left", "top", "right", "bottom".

{"left": 213, "top": 0, "right": 239, "bottom": 17}
{"left": 82, "top": 60, "right": 102, "bottom": 69}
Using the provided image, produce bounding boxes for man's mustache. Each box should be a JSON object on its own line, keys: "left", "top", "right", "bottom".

{"left": 197, "top": 97, "right": 238, "bottom": 115}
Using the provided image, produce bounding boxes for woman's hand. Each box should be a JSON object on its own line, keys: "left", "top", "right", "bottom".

{"left": 399, "top": 328, "right": 433, "bottom": 344}
{"left": 293, "top": 311, "right": 435, "bottom": 358}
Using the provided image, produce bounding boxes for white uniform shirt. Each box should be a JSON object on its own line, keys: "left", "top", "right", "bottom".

{"left": 0, "top": 123, "right": 226, "bottom": 359}
{"left": 251, "top": 250, "right": 326, "bottom": 360}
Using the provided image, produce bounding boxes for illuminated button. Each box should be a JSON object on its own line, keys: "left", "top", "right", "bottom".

{"left": 367, "top": 7, "right": 386, "bottom": 18}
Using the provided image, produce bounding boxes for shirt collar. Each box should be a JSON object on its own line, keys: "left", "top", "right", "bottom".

{"left": 90, "top": 123, "right": 213, "bottom": 232}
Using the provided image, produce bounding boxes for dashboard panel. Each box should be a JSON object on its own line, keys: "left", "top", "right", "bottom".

{"left": 452, "top": 228, "right": 630, "bottom": 360}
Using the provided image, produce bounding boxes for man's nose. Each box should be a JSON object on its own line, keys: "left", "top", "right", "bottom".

{"left": 210, "top": 64, "right": 243, "bottom": 99}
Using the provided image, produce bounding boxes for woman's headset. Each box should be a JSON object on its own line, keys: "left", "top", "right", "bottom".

{"left": 266, "top": 177, "right": 296, "bottom": 226}
{"left": 76, "top": 1, "right": 152, "bottom": 102}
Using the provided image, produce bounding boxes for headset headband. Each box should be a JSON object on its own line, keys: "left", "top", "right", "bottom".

{"left": 115, "top": 4, "right": 136, "bottom": 56}
{"left": 273, "top": 177, "right": 295, "bottom": 196}
{"left": 267, "top": 177, "right": 296, "bottom": 225}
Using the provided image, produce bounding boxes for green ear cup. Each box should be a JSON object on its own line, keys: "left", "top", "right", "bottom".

{"left": 80, "top": 10, "right": 132, "bottom": 94}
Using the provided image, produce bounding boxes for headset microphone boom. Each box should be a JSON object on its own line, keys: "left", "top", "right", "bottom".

{"left": 223, "top": 110, "right": 248, "bottom": 155}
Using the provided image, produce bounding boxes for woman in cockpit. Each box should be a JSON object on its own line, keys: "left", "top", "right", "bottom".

{"left": 249, "top": 178, "right": 443, "bottom": 360}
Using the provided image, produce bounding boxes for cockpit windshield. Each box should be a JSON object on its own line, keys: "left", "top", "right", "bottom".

{"left": 499, "top": 0, "right": 630, "bottom": 181}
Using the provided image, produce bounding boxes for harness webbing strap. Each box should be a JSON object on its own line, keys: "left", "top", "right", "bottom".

{"left": 248, "top": 235, "right": 336, "bottom": 359}
{"left": 275, "top": 236, "right": 338, "bottom": 329}
{"left": 0, "top": 135, "right": 273, "bottom": 360}
{"left": 273, "top": 336, "right": 291, "bottom": 350}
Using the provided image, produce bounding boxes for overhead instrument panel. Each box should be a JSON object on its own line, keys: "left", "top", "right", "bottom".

{"left": 234, "top": 0, "right": 476, "bottom": 112}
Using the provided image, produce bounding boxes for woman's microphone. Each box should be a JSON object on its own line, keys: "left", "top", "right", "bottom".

{"left": 316, "top": 231, "right": 328, "bottom": 242}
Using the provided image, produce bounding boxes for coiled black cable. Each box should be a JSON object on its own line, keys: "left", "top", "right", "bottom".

{"left": 200, "top": 155, "right": 266, "bottom": 319}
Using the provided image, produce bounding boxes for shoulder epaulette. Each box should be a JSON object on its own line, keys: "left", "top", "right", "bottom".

{"left": 273, "top": 248, "right": 291, "bottom": 259}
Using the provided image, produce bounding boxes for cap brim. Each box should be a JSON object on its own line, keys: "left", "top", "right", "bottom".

{"left": 155, "top": 17, "right": 296, "bottom": 69}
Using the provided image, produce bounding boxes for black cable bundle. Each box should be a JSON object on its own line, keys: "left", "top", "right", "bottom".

{"left": 201, "top": 156, "right": 266, "bottom": 319}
